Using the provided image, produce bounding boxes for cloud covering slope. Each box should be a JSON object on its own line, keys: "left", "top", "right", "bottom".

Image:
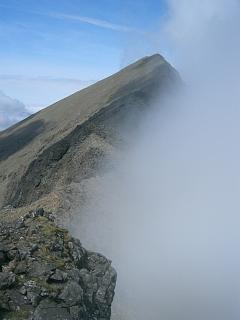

{"left": 71, "top": 1, "right": 240, "bottom": 319}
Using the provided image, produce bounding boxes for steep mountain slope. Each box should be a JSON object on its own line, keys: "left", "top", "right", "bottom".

{"left": 0, "top": 54, "right": 179, "bottom": 214}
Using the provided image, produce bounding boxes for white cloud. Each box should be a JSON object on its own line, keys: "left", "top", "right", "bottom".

{"left": 163, "top": 0, "right": 240, "bottom": 78}
{"left": 0, "top": 91, "right": 30, "bottom": 131}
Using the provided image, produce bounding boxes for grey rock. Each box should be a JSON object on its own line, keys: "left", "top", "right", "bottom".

{"left": 67, "top": 242, "right": 74, "bottom": 250}
{"left": 33, "top": 208, "right": 44, "bottom": 218}
{"left": 79, "top": 269, "right": 97, "bottom": 304}
{"left": 33, "top": 299, "right": 73, "bottom": 320}
{"left": 97, "top": 267, "right": 117, "bottom": 306}
{"left": 48, "top": 269, "right": 67, "bottom": 283}
{"left": 43, "top": 211, "right": 55, "bottom": 221}
{"left": 15, "top": 219, "right": 25, "bottom": 229}
{"left": 6, "top": 249, "right": 18, "bottom": 260}
{"left": 0, "top": 291, "right": 10, "bottom": 311}
{"left": 69, "top": 305, "right": 83, "bottom": 320}
{"left": 87, "top": 252, "right": 110, "bottom": 275}
{"left": 30, "top": 244, "right": 39, "bottom": 254}
{"left": 40, "top": 287, "right": 49, "bottom": 297}
{"left": 0, "top": 272, "right": 16, "bottom": 289}
{"left": 50, "top": 242, "right": 63, "bottom": 252}
{"left": 14, "top": 260, "right": 28, "bottom": 274}
{"left": 70, "top": 240, "right": 86, "bottom": 267}
{"left": 67, "top": 268, "right": 81, "bottom": 283}
{"left": 5, "top": 289, "right": 26, "bottom": 309}
{"left": 28, "top": 261, "right": 55, "bottom": 277}
{"left": 19, "top": 286, "right": 27, "bottom": 295}
{"left": 27, "top": 287, "right": 41, "bottom": 307}
{"left": 48, "top": 214, "right": 55, "bottom": 221}
{"left": 0, "top": 250, "right": 7, "bottom": 266}
{"left": 18, "top": 247, "right": 32, "bottom": 260}
{"left": 59, "top": 281, "right": 83, "bottom": 307}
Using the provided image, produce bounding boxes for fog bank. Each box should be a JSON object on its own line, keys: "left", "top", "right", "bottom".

{"left": 71, "top": 1, "right": 240, "bottom": 319}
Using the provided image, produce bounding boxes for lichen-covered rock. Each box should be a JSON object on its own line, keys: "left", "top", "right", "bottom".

{"left": 0, "top": 208, "right": 117, "bottom": 320}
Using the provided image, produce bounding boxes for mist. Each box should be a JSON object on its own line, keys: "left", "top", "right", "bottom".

{"left": 70, "top": 1, "right": 240, "bottom": 319}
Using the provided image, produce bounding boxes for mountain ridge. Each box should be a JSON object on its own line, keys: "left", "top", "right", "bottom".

{"left": 0, "top": 54, "right": 179, "bottom": 216}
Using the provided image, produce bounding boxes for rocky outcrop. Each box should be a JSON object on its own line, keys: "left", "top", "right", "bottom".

{"left": 0, "top": 208, "right": 116, "bottom": 320}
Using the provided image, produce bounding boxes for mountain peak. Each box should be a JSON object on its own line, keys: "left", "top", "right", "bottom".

{"left": 122, "top": 53, "right": 166, "bottom": 69}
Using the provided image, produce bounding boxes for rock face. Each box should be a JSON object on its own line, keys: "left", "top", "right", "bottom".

{"left": 0, "top": 54, "right": 179, "bottom": 212}
{"left": 0, "top": 208, "right": 117, "bottom": 320}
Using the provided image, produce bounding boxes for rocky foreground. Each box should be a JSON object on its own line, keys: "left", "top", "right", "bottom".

{"left": 0, "top": 209, "right": 117, "bottom": 320}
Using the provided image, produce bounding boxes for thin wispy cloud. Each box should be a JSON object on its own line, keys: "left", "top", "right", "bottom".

{"left": 0, "top": 3, "right": 139, "bottom": 34}
{"left": 49, "top": 12, "right": 137, "bottom": 33}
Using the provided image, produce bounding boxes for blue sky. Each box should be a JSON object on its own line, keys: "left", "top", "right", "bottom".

{"left": 0, "top": 0, "right": 167, "bottom": 121}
